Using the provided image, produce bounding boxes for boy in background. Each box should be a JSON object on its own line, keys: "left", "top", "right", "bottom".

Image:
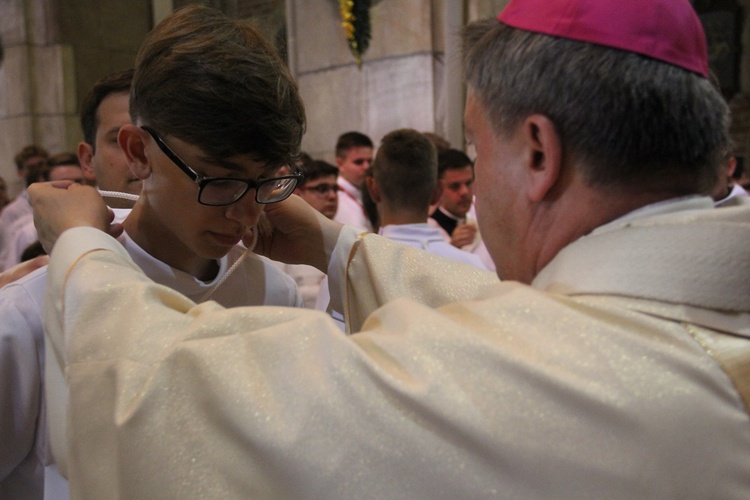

{"left": 278, "top": 159, "right": 339, "bottom": 308}
{"left": 367, "top": 129, "right": 487, "bottom": 269}
{"left": 333, "top": 131, "right": 374, "bottom": 231}
{"left": 78, "top": 68, "right": 142, "bottom": 207}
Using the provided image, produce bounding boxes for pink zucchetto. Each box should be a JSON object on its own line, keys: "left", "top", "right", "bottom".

{"left": 497, "top": 0, "right": 709, "bottom": 78}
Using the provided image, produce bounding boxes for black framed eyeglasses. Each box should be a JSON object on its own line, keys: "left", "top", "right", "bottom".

{"left": 141, "top": 126, "right": 304, "bottom": 206}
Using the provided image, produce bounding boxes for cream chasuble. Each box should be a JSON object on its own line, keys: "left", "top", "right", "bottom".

{"left": 43, "top": 197, "right": 750, "bottom": 499}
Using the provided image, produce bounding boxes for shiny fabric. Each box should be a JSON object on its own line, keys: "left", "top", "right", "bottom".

{"left": 1, "top": 209, "right": 301, "bottom": 499}
{"left": 44, "top": 196, "right": 750, "bottom": 498}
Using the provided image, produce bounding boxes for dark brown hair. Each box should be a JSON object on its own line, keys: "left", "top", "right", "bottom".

{"left": 372, "top": 129, "right": 437, "bottom": 212}
{"left": 131, "top": 4, "right": 305, "bottom": 170}
{"left": 14, "top": 145, "right": 49, "bottom": 171}
{"left": 80, "top": 69, "right": 134, "bottom": 149}
{"left": 335, "top": 131, "right": 373, "bottom": 159}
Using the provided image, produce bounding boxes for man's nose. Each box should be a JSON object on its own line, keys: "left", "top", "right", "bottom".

{"left": 224, "top": 192, "right": 264, "bottom": 225}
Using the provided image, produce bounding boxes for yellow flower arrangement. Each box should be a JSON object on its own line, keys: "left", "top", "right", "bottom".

{"left": 339, "top": 0, "right": 371, "bottom": 68}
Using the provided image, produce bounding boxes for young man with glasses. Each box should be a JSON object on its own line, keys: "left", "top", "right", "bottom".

{"left": 111, "top": 2, "right": 305, "bottom": 298}
{"left": 271, "top": 158, "right": 340, "bottom": 309}
{"left": 296, "top": 159, "right": 340, "bottom": 220}
{"left": 0, "top": 5, "right": 304, "bottom": 499}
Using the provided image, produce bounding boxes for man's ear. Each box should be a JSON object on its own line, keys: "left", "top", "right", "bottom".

{"left": 727, "top": 155, "right": 738, "bottom": 179}
{"left": 365, "top": 175, "right": 380, "bottom": 203}
{"left": 77, "top": 142, "right": 96, "bottom": 182}
{"left": 522, "top": 114, "right": 562, "bottom": 203}
{"left": 429, "top": 181, "right": 444, "bottom": 206}
{"left": 118, "top": 124, "right": 152, "bottom": 180}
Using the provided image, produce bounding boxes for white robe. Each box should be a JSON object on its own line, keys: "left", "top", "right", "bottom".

{"left": 43, "top": 196, "right": 750, "bottom": 499}
{"left": 378, "top": 222, "right": 488, "bottom": 270}
{"left": 271, "top": 261, "right": 326, "bottom": 309}
{"left": 333, "top": 177, "right": 372, "bottom": 232}
{"left": 0, "top": 192, "right": 33, "bottom": 271}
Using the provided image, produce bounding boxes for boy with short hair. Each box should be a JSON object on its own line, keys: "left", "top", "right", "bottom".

{"left": 296, "top": 159, "right": 339, "bottom": 220}
{"left": 116, "top": 3, "right": 305, "bottom": 295}
{"left": 278, "top": 159, "right": 340, "bottom": 308}
{"left": 367, "top": 129, "right": 487, "bottom": 269}
{"left": 78, "top": 68, "right": 141, "bottom": 207}
{"left": 333, "top": 131, "right": 374, "bottom": 231}
{"left": 0, "top": 5, "right": 305, "bottom": 498}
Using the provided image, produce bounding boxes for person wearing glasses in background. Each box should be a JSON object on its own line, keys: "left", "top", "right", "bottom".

{"left": 296, "top": 159, "right": 340, "bottom": 220}
{"left": 274, "top": 158, "right": 340, "bottom": 308}
{"left": 0, "top": 5, "right": 304, "bottom": 499}
{"left": 333, "top": 131, "right": 374, "bottom": 232}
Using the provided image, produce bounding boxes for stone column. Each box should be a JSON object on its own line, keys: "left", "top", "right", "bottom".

{"left": 0, "top": 0, "right": 76, "bottom": 197}
{"left": 0, "top": 0, "right": 149, "bottom": 198}
{"left": 290, "top": 0, "right": 446, "bottom": 159}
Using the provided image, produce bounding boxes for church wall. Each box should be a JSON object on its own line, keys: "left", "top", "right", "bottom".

{"left": 0, "top": 0, "right": 148, "bottom": 197}
{"left": 290, "top": 0, "right": 444, "bottom": 160}
{"left": 0, "top": 0, "right": 749, "bottom": 195}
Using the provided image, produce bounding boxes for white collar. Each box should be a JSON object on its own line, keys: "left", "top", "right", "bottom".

{"left": 532, "top": 196, "right": 750, "bottom": 313}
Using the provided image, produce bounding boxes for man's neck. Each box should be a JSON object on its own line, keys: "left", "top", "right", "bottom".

{"left": 123, "top": 203, "right": 219, "bottom": 281}
{"left": 516, "top": 184, "right": 696, "bottom": 285}
{"left": 378, "top": 206, "right": 429, "bottom": 227}
{"left": 338, "top": 177, "right": 361, "bottom": 194}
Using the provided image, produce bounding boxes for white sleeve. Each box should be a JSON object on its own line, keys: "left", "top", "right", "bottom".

{"left": 0, "top": 280, "right": 44, "bottom": 486}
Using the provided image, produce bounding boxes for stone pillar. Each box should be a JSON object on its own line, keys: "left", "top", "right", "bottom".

{"left": 729, "top": 0, "right": 750, "bottom": 158}
{"left": 467, "top": 0, "right": 509, "bottom": 20}
{"left": 0, "top": 0, "right": 149, "bottom": 198}
{"left": 0, "top": 0, "right": 76, "bottom": 197}
{"left": 290, "top": 0, "right": 446, "bottom": 159}
{"left": 285, "top": 0, "right": 516, "bottom": 159}
{"left": 441, "top": 0, "right": 465, "bottom": 149}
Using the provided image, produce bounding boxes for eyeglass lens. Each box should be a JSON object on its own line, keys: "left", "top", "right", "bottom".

{"left": 199, "top": 176, "right": 299, "bottom": 206}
